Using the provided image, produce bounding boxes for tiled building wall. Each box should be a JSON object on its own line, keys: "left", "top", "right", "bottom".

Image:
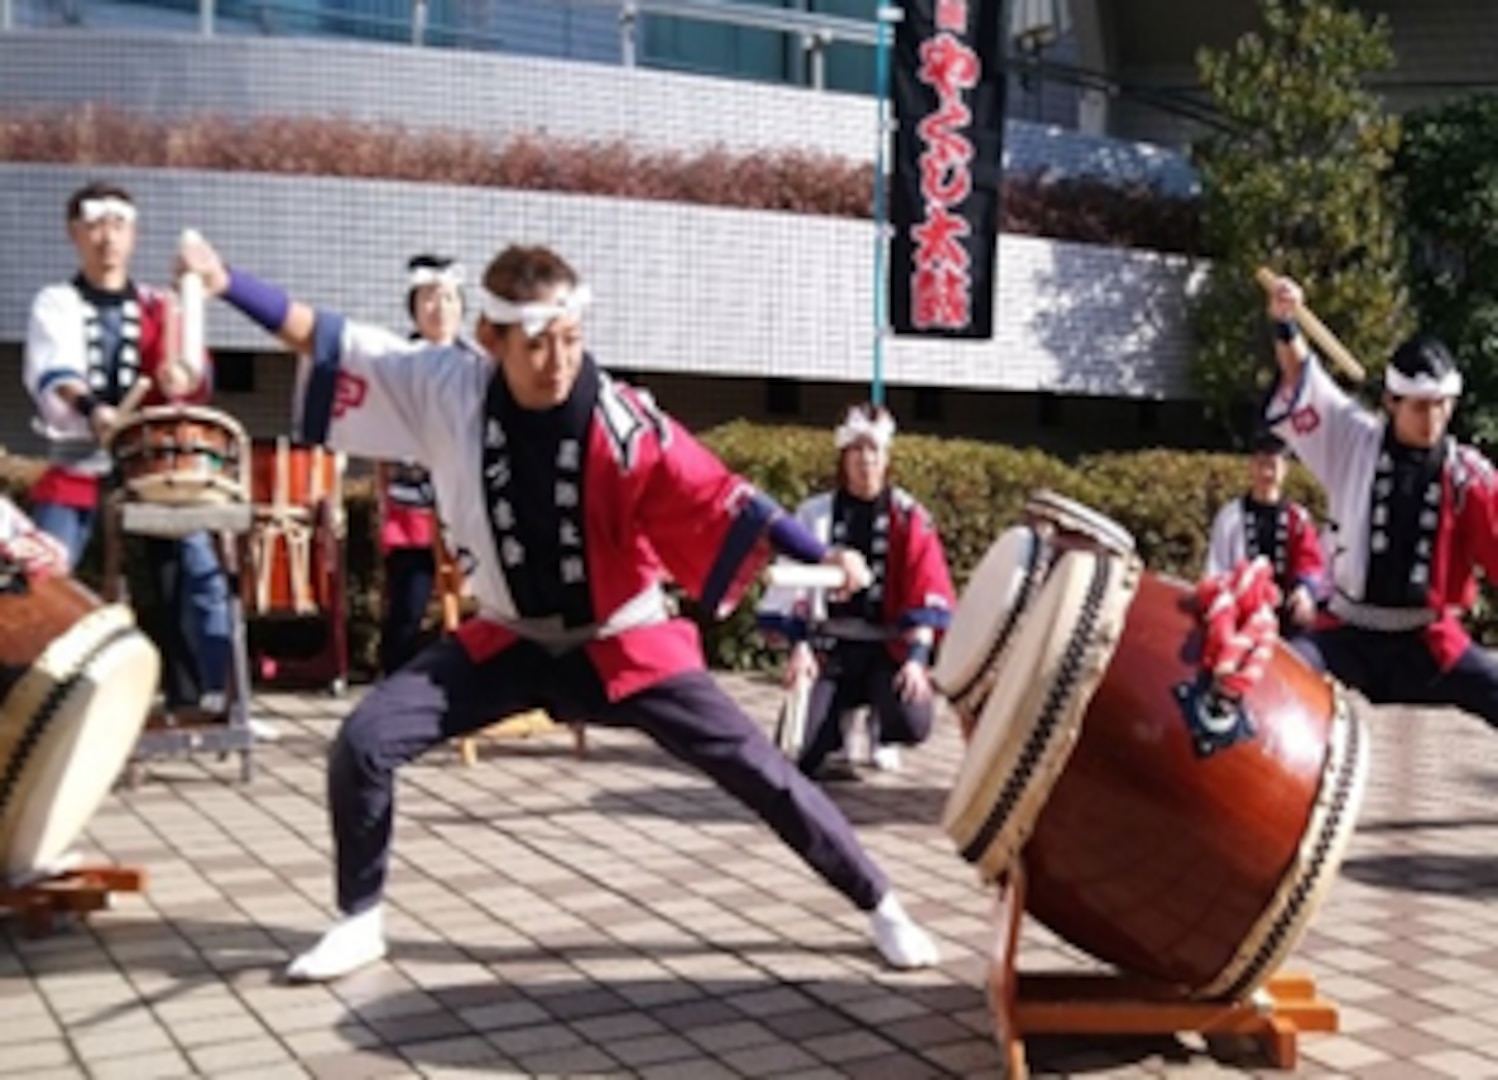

{"left": 0, "top": 31, "right": 1199, "bottom": 193}
{"left": 0, "top": 164, "right": 1198, "bottom": 457}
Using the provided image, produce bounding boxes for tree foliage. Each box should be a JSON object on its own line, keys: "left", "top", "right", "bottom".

{"left": 1188, "top": 0, "right": 1410, "bottom": 436}
{"left": 1396, "top": 95, "right": 1498, "bottom": 449}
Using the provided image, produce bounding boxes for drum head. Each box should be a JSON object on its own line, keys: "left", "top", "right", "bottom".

{"left": 932, "top": 526, "right": 1044, "bottom": 717}
{"left": 1028, "top": 489, "right": 1136, "bottom": 557}
{"left": 0, "top": 606, "right": 159, "bottom": 883}
{"left": 942, "top": 548, "right": 1139, "bottom": 882}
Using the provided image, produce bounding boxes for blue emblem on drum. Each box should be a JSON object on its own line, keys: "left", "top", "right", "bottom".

{"left": 1175, "top": 678, "right": 1256, "bottom": 758}
{"left": 0, "top": 558, "right": 28, "bottom": 597}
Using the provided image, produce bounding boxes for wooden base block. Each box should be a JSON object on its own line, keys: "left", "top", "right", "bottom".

{"left": 0, "top": 865, "right": 147, "bottom": 937}
{"left": 1006, "top": 971, "right": 1337, "bottom": 1071}
{"left": 456, "top": 710, "right": 589, "bottom": 765}
{"left": 986, "top": 865, "right": 1338, "bottom": 1076}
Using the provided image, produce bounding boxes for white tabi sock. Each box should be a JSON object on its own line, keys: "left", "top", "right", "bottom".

{"left": 286, "top": 904, "right": 387, "bottom": 983}
{"left": 870, "top": 892, "right": 940, "bottom": 970}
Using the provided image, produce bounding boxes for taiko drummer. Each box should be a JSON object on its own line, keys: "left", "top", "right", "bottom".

{"left": 180, "top": 233, "right": 941, "bottom": 982}
{"left": 21, "top": 181, "right": 232, "bottom": 720}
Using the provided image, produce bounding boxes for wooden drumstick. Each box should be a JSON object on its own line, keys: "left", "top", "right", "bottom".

{"left": 179, "top": 232, "right": 206, "bottom": 367}
{"left": 1255, "top": 266, "right": 1367, "bottom": 383}
{"left": 764, "top": 564, "right": 849, "bottom": 590}
{"left": 116, "top": 375, "right": 154, "bottom": 417}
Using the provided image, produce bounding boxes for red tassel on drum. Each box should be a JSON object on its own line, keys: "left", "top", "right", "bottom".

{"left": 1196, "top": 558, "right": 1282, "bottom": 699}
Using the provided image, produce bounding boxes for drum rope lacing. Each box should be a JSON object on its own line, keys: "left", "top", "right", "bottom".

{"left": 1195, "top": 558, "right": 1280, "bottom": 699}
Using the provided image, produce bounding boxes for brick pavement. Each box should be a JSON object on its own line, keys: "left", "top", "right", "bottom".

{"left": 3, "top": 675, "right": 1498, "bottom": 1078}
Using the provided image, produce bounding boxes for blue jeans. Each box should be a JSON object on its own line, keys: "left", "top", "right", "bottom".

{"left": 29, "top": 501, "right": 97, "bottom": 571}
{"left": 179, "top": 531, "right": 230, "bottom": 696}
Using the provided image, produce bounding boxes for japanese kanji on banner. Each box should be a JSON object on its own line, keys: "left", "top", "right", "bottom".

{"left": 889, "top": 0, "right": 1005, "bottom": 338}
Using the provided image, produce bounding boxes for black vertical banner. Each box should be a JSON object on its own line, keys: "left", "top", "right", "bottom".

{"left": 889, "top": 0, "right": 1005, "bottom": 338}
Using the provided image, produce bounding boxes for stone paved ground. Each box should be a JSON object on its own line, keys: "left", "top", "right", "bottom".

{"left": 3, "top": 674, "right": 1498, "bottom": 1079}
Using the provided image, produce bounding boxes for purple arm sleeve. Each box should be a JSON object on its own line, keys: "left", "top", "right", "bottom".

{"left": 222, "top": 267, "right": 291, "bottom": 334}
{"left": 767, "top": 513, "right": 827, "bottom": 564}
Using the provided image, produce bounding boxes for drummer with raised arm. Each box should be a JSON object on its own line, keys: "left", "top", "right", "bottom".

{"left": 1265, "top": 274, "right": 1498, "bottom": 727}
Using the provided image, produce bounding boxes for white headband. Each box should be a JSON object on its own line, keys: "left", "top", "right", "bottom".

{"left": 78, "top": 197, "right": 137, "bottom": 224}
{"left": 408, "top": 264, "right": 464, "bottom": 289}
{"left": 834, "top": 410, "right": 896, "bottom": 451}
{"left": 478, "top": 283, "right": 592, "bottom": 338}
{"left": 1386, "top": 365, "right": 1462, "bottom": 400}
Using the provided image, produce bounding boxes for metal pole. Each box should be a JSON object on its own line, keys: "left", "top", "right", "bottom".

{"left": 2, "top": 0, "right": 12, "bottom": 32}
{"left": 200, "top": 0, "right": 215, "bottom": 37}
{"left": 412, "top": 0, "right": 428, "bottom": 46}
{"left": 802, "top": 29, "right": 830, "bottom": 91}
{"left": 619, "top": 1, "right": 638, "bottom": 67}
{"left": 871, "top": 5, "right": 900, "bottom": 406}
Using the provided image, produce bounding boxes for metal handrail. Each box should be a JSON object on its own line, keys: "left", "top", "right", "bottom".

{"left": 606, "top": 0, "right": 878, "bottom": 47}
{"left": 0, "top": 0, "right": 884, "bottom": 89}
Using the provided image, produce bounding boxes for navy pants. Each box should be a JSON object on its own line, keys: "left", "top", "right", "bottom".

{"left": 379, "top": 547, "right": 436, "bottom": 676}
{"left": 1292, "top": 626, "right": 1498, "bottom": 728}
{"left": 330, "top": 637, "right": 890, "bottom": 915}
{"left": 799, "top": 642, "right": 934, "bottom": 775}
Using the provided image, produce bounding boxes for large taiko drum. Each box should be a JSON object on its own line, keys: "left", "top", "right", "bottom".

{"left": 0, "top": 571, "right": 159, "bottom": 884}
{"left": 936, "top": 496, "right": 1369, "bottom": 999}
{"left": 243, "top": 438, "right": 345, "bottom": 617}
{"left": 110, "top": 405, "right": 249, "bottom": 506}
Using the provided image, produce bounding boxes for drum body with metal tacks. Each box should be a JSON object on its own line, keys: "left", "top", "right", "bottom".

{"left": 0, "top": 572, "right": 159, "bottom": 883}
{"left": 938, "top": 499, "right": 1369, "bottom": 999}
{"left": 110, "top": 405, "right": 249, "bottom": 506}
{"left": 244, "top": 439, "right": 344, "bottom": 617}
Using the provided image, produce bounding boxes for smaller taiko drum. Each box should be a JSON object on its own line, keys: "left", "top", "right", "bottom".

{"left": 110, "top": 406, "right": 248, "bottom": 506}
{"left": 243, "top": 439, "right": 344, "bottom": 617}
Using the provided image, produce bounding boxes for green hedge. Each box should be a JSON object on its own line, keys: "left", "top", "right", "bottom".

{"left": 695, "top": 423, "right": 1328, "bottom": 670}
{"left": 0, "top": 429, "right": 1341, "bottom": 680}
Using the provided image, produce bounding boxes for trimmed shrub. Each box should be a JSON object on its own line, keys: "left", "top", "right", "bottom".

{"left": 0, "top": 106, "right": 1198, "bottom": 253}
{"left": 0, "top": 430, "right": 1363, "bottom": 682}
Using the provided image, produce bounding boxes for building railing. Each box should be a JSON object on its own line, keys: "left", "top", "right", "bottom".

{"left": 0, "top": 0, "right": 884, "bottom": 89}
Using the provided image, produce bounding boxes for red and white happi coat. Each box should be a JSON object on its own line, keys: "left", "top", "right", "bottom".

{"left": 1268, "top": 354, "right": 1498, "bottom": 669}
{"left": 1204, "top": 495, "right": 1325, "bottom": 600}
{"left": 295, "top": 311, "right": 781, "bottom": 701}
{"left": 23, "top": 280, "right": 210, "bottom": 507}
{"left": 756, "top": 489, "right": 955, "bottom": 664}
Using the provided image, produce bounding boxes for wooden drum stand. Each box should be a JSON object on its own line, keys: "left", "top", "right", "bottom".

{"left": 986, "top": 861, "right": 1338, "bottom": 1076}
{"left": 0, "top": 866, "right": 148, "bottom": 938}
